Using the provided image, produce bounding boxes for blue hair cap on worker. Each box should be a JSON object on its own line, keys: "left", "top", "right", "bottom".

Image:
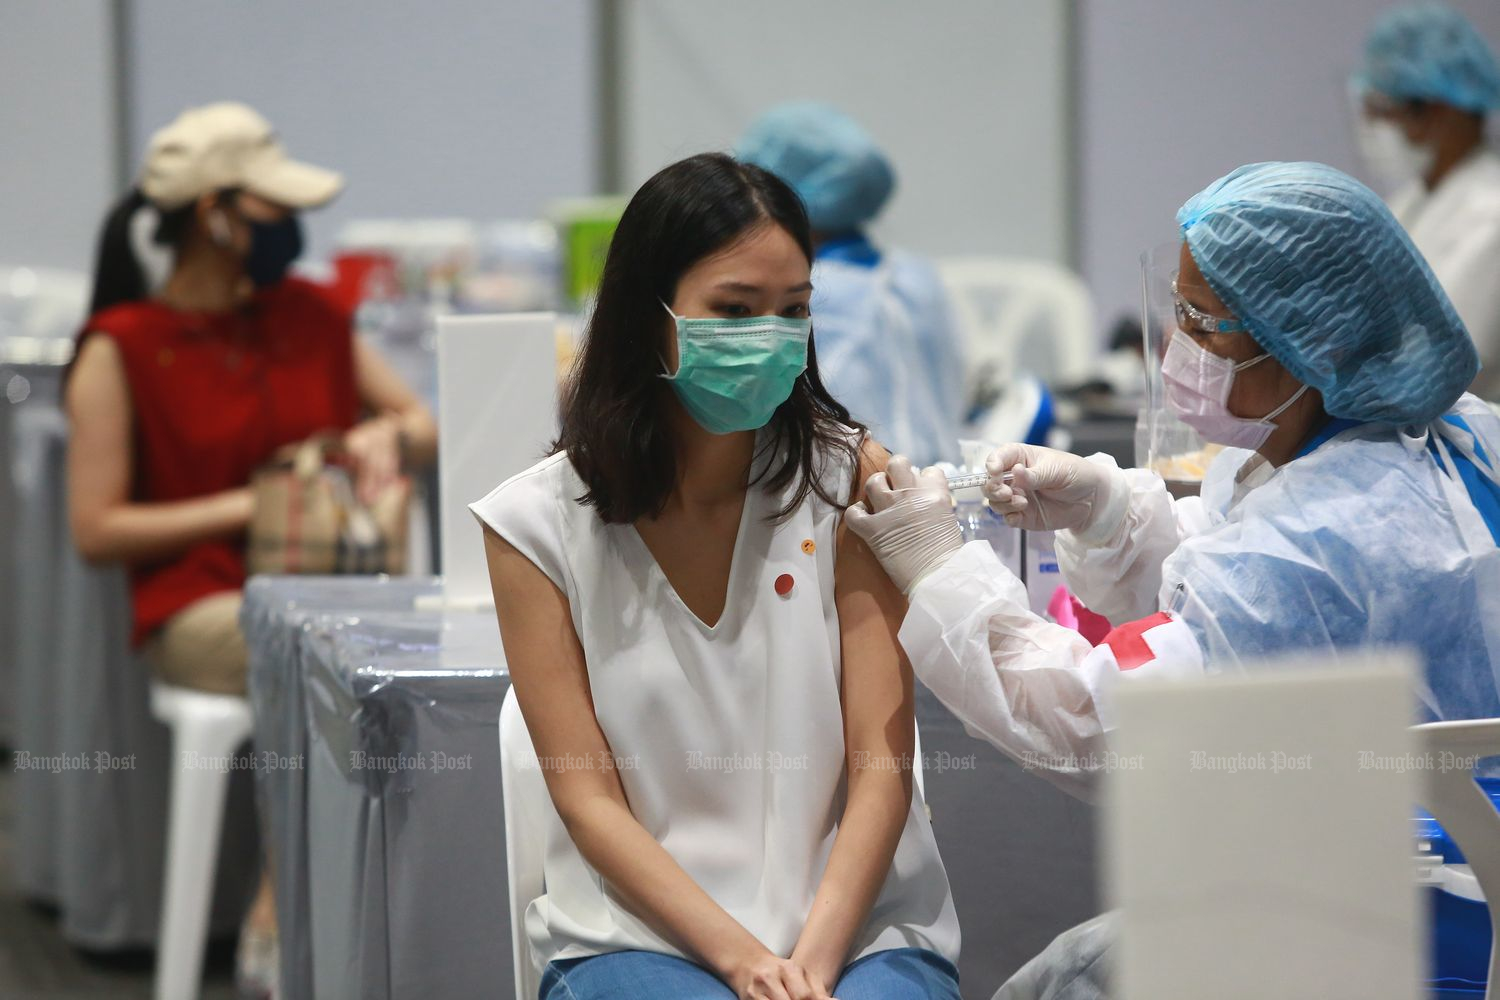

{"left": 1177, "top": 161, "right": 1477, "bottom": 426}
{"left": 737, "top": 102, "right": 895, "bottom": 233}
{"left": 1354, "top": 3, "right": 1500, "bottom": 113}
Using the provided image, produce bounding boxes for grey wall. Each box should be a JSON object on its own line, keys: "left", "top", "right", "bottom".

{"left": 0, "top": 3, "right": 120, "bottom": 272}
{"left": 618, "top": 0, "right": 1073, "bottom": 262}
{"left": 1077, "top": 0, "right": 1500, "bottom": 334}
{"left": 126, "top": 0, "right": 599, "bottom": 262}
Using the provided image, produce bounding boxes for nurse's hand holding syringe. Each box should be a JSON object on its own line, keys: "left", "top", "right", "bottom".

{"left": 946, "top": 468, "right": 1053, "bottom": 529}
{"left": 981, "top": 444, "right": 1127, "bottom": 535}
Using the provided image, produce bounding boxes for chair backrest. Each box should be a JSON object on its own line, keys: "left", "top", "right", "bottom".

{"left": 1412, "top": 718, "right": 1500, "bottom": 1000}
{"left": 936, "top": 256, "right": 1095, "bottom": 410}
{"left": 499, "top": 687, "right": 548, "bottom": 1000}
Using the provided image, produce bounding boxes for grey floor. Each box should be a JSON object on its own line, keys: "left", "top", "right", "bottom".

{"left": 0, "top": 751, "right": 239, "bottom": 1000}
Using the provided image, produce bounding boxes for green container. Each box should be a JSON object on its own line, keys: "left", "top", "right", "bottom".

{"left": 552, "top": 197, "right": 628, "bottom": 308}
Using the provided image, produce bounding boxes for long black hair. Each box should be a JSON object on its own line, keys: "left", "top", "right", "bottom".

{"left": 554, "top": 152, "right": 864, "bottom": 524}
{"left": 86, "top": 188, "right": 196, "bottom": 316}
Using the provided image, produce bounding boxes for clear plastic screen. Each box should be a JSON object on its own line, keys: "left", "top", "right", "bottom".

{"left": 1138, "top": 240, "right": 1222, "bottom": 492}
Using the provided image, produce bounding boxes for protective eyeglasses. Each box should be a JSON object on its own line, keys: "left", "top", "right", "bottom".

{"left": 1171, "top": 275, "right": 1247, "bottom": 335}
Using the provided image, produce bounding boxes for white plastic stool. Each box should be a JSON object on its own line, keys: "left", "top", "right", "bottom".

{"left": 148, "top": 681, "right": 255, "bottom": 1000}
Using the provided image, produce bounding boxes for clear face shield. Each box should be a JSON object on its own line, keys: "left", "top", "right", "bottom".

{"left": 1137, "top": 241, "right": 1224, "bottom": 493}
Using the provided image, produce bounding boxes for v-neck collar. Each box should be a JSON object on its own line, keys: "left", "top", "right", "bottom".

{"left": 626, "top": 478, "right": 761, "bottom": 636}
{"left": 622, "top": 430, "right": 775, "bottom": 636}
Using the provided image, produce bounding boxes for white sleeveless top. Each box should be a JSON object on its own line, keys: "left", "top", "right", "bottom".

{"left": 469, "top": 429, "right": 960, "bottom": 969}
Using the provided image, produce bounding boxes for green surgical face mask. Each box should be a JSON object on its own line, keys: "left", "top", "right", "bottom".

{"left": 658, "top": 300, "right": 812, "bottom": 435}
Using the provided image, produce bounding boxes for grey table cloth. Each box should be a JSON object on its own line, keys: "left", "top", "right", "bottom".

{"left": 241, "top": 575, "right": 443, "bottom": 1000}
{"left": 244, "top": 575, "right": 1099, "bottom": 1000}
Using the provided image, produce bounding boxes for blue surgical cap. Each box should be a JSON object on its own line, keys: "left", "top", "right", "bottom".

{"left": 1177, "top": 161, "right": 1477, "bottom": 426}
{"left": 1355, "top": 3, "right": 1500, "bottom": 113}
{"left": 737, "top": 102, "right": 895, "bottom": 233}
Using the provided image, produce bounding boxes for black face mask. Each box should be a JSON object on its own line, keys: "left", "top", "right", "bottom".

{"left": 244, "top": 215, "right": 304, "bottom": 288}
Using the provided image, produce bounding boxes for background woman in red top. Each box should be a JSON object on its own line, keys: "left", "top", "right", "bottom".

{"left": 63, "top": 102, "right": 437, "bottom": 994}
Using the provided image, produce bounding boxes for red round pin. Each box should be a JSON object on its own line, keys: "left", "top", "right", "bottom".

{"left": 774, "top": 573, "right": 795, "bottom": 597}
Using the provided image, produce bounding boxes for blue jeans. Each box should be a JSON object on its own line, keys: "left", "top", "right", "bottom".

{"left": 540, "top": 946, "right": 960, "bottom": 1000}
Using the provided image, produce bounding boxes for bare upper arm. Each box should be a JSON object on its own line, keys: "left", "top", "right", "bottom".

{"left": 846, "top": 435, "right": 891, "bottom": 509}
{"left": 482, "top": 523, "right": 627, "bottom": 820}
{"left": 834, "top": 436, "right": 914, "bottom": 774}
{"left": 65, "top": 334, "right": 133, "bottom": 550}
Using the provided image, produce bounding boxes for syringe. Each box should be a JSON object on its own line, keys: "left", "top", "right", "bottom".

{"left": 945, "top": 471, "right": 1014, "bottom": 491}
{"left": 947, "top": 470, "right": 1042, "bottom": 525}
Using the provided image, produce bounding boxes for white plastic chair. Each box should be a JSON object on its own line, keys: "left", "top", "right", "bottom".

{"left": 500, "top": 687, "right": 548, "bottom": 1000}
{"left": 936, "top": 256, "right": 1096, "bottom": 413}
{"left": 1413, "top": 718, "right": 1500, "bottom": 999}
{"left": 148, "top": 682, "right": 255, "bottom": 1000}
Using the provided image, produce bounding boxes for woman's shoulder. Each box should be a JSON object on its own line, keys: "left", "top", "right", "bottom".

{"left": 795, "top": 421, "right": 875, "bottom": 509}
{"left": 469, "top": 451, "right": 577, "bottom": 591}
{"left": 81, "top": 299, "right": 179, "bottom": 347}
{"left": 847, "top": 429, "right": 887, "bottom": 492}
{"left": 262, "top": 276, "right": 351, "bottom": 320}
{"left": 470, "top": 451, "right": 574, "bottom": 524}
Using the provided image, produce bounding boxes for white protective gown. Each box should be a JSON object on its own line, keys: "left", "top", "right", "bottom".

{"left": 1389, "top": 148, "right": 1500, "bottom": 400}
{"left": 900, "top": 396, "right": 1500, "bottom": 799}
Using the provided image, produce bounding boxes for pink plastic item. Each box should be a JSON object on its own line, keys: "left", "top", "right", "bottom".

{"left": 1047, "top": 585, "right": 1113, "bottom": 646}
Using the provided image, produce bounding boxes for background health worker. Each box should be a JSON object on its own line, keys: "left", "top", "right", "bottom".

{"left": 1354, "top": 3, "right": 1500, "bottom": 400}
{"left": 738, "top": 102, "right": 966, "bottom": 467}
{"left": 847, "top": 161, "right": 1500, "bottom": 798}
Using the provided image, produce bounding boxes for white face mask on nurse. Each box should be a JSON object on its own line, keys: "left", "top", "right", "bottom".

{"left": 1162, "top": 243, "right": 1320, "bottom": 464}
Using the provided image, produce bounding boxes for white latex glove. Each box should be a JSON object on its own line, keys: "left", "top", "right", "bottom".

{"left": 983, "top": 443, "right": 1127, "bottom": 537}
{"left": 844, "top": 455, "right": 964, "bottom": 594}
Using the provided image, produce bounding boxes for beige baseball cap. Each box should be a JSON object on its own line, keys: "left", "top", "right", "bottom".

{"left": 139, "top": 102, "right": 344, "bottom": 211}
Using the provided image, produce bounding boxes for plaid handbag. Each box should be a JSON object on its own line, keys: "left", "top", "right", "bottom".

{"left": 247, "top": 434, "right": 410, "bottom": 576}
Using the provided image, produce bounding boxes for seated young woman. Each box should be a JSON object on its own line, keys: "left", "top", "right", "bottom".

{"left": 473, "top": 153, "right": 959, "bottom": 1000}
